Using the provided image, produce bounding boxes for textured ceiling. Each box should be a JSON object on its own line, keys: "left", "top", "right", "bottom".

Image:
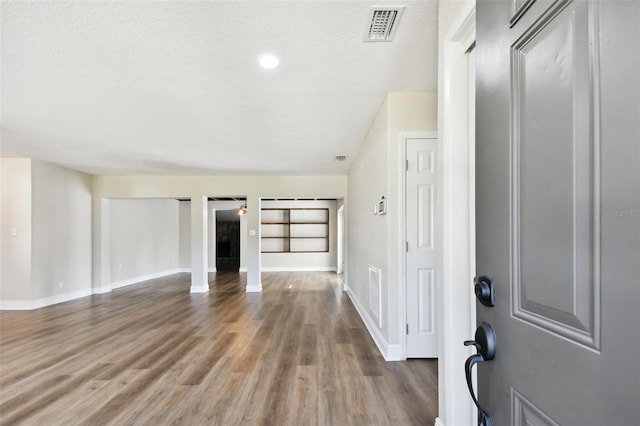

{"left": 1, "top": 1, "right": 438, "bottom": 175}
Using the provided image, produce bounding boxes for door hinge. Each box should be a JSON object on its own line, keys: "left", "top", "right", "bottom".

{"left": 406, "top": 160, "right": 409, "bottom": 171}
{"left": 406, "top": 324, "right": 409, "bottom": 335}
{"left": 406, "top": 241, "right": 409, "bottom": 252}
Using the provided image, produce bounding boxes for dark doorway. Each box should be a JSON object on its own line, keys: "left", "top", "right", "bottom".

{"left": 216, "top": 211, "right": 240, "bottom": 272}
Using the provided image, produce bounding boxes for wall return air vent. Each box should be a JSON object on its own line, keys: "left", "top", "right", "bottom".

{"left": 365, "top": 6, "right": 405, "bottom": 42}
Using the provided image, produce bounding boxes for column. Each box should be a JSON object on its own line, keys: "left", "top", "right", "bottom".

{"left": 92, "top": 198, "right": 111, "bottom": 294}
{"left": 190, "top": 195, "right": 209, "bottom": 293}
{"left": 245, "top": 195, "right": 262, "bottom": 292}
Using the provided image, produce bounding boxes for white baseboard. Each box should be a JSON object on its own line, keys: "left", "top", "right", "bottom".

{"left": 239, "top": 267, "right": 248, "bottom": 272}
{"left": 178, "top": 267, "right": 218, "bottom": 273}
{"left": 110, "top": 269, "right": 180, "bottom": 289}
{"left": 1, "top": 288, "right": 93, "bottom": 311}
{"left": 345, "top": 285, "right": 402, "bottom": 361}
{"left": 434, "top": 417, "right": 445, "bottom": 426}
{"left": 386, "top": 344, "right": 403, "bottom": 360}
{"left": 189, "top": 285, "right": 209, "bottom": 293}
{"left": 260, "top": 266, "right": 337, "bottom": 272}
{"left": 245, "top": 283, "right": 262, "bottom": 293}
{"left": 92, "top": 285, "right": 112, "bottom": 294}
{"left": 0, "top": 300, "right": 33, "bottom": 310}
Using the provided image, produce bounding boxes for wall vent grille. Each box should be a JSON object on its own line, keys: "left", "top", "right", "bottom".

{"left": 365, "top": 7, "right": 405, "bottom": 42}
{"left": 368, "top": 265, "right": 382, "bottom": 328}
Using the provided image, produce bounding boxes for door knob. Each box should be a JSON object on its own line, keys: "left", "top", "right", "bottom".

{"left": 474, "top": 276, "right": 495, "bottom": 307}
{"left": 464, "top": 322, "right": 496, "bottom": 426}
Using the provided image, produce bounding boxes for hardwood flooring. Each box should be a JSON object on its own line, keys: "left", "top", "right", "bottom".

{"left": 0, "top": 272, "right": 438, "bottom": 425}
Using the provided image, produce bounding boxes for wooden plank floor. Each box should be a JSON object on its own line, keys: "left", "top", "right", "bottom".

{"left": 0, "top": 272, "right": 437, "bottom": 425}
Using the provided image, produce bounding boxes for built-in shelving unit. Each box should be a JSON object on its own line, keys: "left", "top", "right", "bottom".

{"left": 261, "top": 208, "right": 329, "bottom": 253}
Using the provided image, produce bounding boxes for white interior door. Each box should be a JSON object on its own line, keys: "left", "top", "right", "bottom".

{"left": 406, "top": 137, "right": 438, "bottom": 358}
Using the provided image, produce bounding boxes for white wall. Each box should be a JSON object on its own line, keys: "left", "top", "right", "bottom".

{"left": 109, "top": 198, "right": 179, "bottom": 286}
{"left": 93, "top": 176, "right": 347, "bottom": 292}
{"left": 260, "top": 199, "right": 337, "bottom": 271}
{"left": 439, "top": 0, "right": 475, "bottom": 36}
{"left": 0, "top": 158, "right": 32, "bottom": 302}
{"left": 347, "top": 92, "right": 437, "bottom": 359}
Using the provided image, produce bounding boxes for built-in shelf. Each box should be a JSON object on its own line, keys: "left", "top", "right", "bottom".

{"left": 261, "top": 208, "right": 329, "bottom": 253}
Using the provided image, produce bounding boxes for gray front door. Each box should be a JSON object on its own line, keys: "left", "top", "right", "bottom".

{"left": 474, "top": 0, "right": 639, "bottom": 425}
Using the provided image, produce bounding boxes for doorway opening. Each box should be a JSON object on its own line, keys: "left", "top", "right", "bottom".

{"left": 215, "top": 210, "right": 241, "bottom": 272}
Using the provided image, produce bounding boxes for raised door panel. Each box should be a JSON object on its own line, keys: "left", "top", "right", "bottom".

{"left": 417, "top": 268, "right": 436, "bottom": 336}
{"left": 417, "top": 184, "right": 435, "bottom": 250}
{"left": 511, "top": 0, "right": 598, "bottom": 348}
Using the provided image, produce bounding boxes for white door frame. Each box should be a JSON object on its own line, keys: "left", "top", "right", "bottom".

{"left": 211, "top": 208, "right": 217, "bottom": 272}
{"left": 435, "top": 4, "right": 477, "bottom": 426}
{"left": 399, "top": 130, "right": 438, "bottom": 360}
{"left": 337, "top": 205, "right": 344, "bottom": 275}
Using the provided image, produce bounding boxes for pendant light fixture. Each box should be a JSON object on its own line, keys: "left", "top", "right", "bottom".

{"left": 237, "top": 202, "right": 247, "bottom": 215}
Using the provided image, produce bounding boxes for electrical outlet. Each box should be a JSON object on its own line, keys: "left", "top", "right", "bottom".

{"left": 118, "top": 263, "right": 123, "bottom": 270}
{"left": 58, "top": 282, "right": 64, "bottom": 289}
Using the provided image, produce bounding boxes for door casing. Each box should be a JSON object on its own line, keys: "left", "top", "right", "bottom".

{"left": 435, "top": 3, "right": 477, "bottom": 426}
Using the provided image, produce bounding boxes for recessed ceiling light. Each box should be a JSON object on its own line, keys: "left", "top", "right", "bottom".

{"left": 258, "top": 54, "right": 280, "bottom": 69}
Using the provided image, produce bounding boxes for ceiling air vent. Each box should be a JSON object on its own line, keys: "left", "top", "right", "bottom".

{"left": 365, "top": 6, "right": 405, "bottom": 42}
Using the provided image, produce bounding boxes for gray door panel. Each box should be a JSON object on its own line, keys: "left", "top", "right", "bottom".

{"left": 475, "top": 0, "right": 640, "bottom": 425}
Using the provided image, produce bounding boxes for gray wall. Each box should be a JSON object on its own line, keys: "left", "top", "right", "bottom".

{"left": 109, "top": 198, "right": 179, "bottom": 285}
{"left": 348, "top": 97, "right": 390, "bottom": 336}
{"left": 347, "top": 92, "right": 437, "bottom": 355}
{"left": 178, "top": 200, "right": 191, "bottom": 270}
{"left": 31, "top": 160, "right": 93, "bottom": 299}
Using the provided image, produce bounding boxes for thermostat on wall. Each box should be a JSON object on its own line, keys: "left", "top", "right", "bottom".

{"left": 374, "top": 196, "right": 387, "bottom": 215}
